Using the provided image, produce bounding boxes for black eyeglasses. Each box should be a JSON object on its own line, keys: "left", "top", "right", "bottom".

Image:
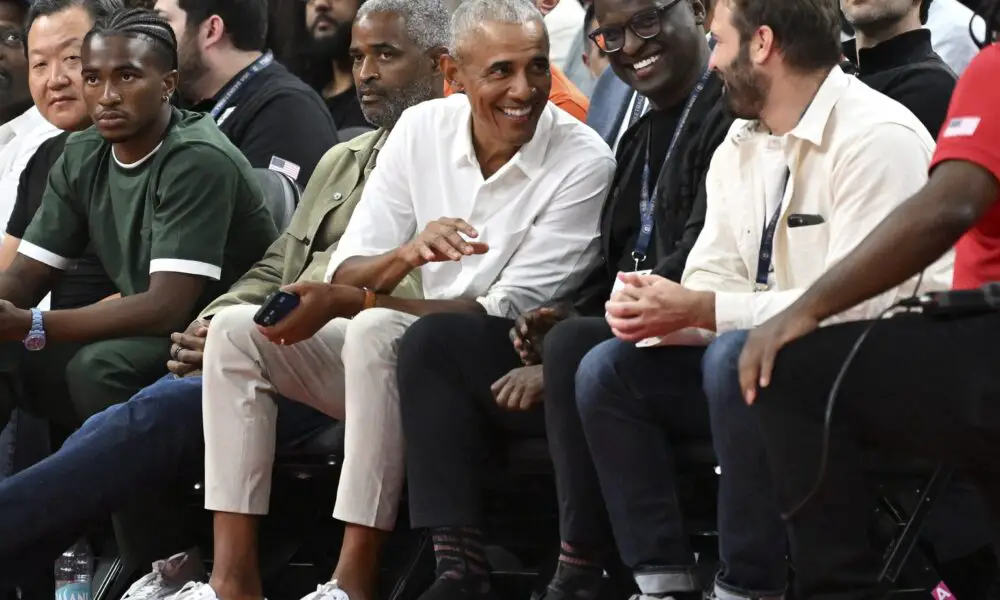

{"left": 588, "top": 0, "right": 682, "bottom": 53}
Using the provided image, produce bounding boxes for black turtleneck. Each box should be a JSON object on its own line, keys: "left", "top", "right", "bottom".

{"left": 842, "top": 29, "right": 957, "bottom": 137}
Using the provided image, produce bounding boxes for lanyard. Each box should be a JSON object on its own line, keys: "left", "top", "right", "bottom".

{"left": 210, "top": 51, "right": 274, "bottom": 121}
{"left": 754, "top": 167, "right": 791, "bottom": 291}
{"left": 633, "top": 70, "right": 711, "bottom": 270}
{"left": 626, "top": 95, "right": 647, "bottom": 130}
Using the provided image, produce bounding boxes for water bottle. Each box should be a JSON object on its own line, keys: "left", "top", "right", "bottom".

{"left": 55, "top": 539, "right": 92, "bottom": 600}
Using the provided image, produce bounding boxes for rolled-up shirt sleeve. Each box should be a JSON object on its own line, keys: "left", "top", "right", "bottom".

{"left": 476, "top": 156, "right": 615, "bottom": 318}
{"left": 324, "top": 126, "right": 415, "bottom": 282}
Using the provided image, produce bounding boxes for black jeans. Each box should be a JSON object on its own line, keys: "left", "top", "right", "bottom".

{"left": 574, "top": 336, "right": 708, "bottom": 595}
{"left": 543, "top": 317, "right": 615, "bottom": 549}
{"left": 755, "top": 312, "right": 1000, "bottom": 600}
{"left": 397, "top": 312, "right": 545, "bottom": 529}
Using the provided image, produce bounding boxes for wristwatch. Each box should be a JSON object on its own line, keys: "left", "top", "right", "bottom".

{"left": 23, "top": 308, "right": 46, "bottom": 351}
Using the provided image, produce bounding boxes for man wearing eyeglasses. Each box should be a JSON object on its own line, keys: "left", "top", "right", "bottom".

{"left": 413, "top": 0, "right": 733, "bottom": 598}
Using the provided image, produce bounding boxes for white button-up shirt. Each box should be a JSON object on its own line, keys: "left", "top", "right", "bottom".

{"left": 325, "top": 94, "right": 615, "bottom": 318}
{"left": 682, "top": 67, "right": 953, "bottom": 333}
{"left": 0, "top": 107, "right": 60, "bottom": 234}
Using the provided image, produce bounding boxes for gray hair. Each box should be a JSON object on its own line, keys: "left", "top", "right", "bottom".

{"left": 450, "top": 0, "right": 547, "bottom": 55}
{"left": 356, "top": 0, "right": 450, "bottom": 51}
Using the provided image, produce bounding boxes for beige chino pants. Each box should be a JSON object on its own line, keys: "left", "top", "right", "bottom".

{"left": 202, "top": 304, "right": 418, "bottom": 531}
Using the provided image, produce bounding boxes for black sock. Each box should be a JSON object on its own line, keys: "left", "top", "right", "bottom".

{"left": 547, "top": 542, "right": 603, "bottom": 599}
{"left": 431, "top": 527, "right": 491, "bottom": 593}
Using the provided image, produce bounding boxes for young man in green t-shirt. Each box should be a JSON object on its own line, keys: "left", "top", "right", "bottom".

{"left": 0, "top": 8, "right": 277, "bottom": 431}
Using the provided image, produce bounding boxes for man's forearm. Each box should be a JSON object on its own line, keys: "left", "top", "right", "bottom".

{"left": 40, "top": 292, "right": 194, "bottom": 343}
{"left": 797, "top": 162, "right": 995, "bottom": 321}
{"left": 373, "top": 295, "right": 484, "bottom": 317}
{"left": 0, "top": 271, "right": 40, "bottom": 309}
{"left": 332, "top": 251, "right": 414, "bottom": 293}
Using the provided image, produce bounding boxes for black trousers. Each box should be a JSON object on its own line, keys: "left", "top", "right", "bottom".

{"left": 397, "top": 312, "right": 545, "bottom": 528}
{"left": 755, "top": 312, "right": 1000, "bottom": 600}
{"left": 543, "top": 317, "right": 615, "bottom": 548}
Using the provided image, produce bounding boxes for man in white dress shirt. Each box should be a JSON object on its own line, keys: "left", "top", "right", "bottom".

{"left": 0, "top": 0, "right": 59, "bottom": 234}
{"left": 185, "top": 2, "right": 613, "bottom": 600}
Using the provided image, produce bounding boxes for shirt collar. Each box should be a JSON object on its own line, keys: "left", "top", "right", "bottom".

{"left": 451, "top": 96, "right": 555, "bottom": 180}
{"left": 729, "top": 66, "right": 848, "bottom": 147}
{"left": 842, "top": 29, "right": 935, "bottom": 76}
{"left": 4, "top": 106, "right": 50, "bottom": 138}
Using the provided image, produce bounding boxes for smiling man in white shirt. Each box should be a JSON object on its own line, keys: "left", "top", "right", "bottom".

{"left": 571, "top": 0, "right": 952, "bottom": 598}
{"left": 190, "top": 2, "right": 613, "bottom": 600}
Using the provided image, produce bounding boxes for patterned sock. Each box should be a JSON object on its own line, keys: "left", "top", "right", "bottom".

{"left": 547, "top": 542, "right": 603, "bottom": 599}
{"left": 430, "top": 527, "right": 491, "bottom": 594}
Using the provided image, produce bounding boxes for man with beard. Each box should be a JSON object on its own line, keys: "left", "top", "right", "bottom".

{"left": 0, "top": 2, "right": 449, "bottom": 600}
{"left": 548, "top": 0, "right": 953, "bottom": 598}
{"left": 154, "top": 0, "right": 337, "bottom": 186}
{"left": 304, "top": 0, "right": 370, "bottom": 131}
{"left": 841, "top": 0, "right": 957, "bottom": 136}
{"left": 396, "top": 0, "right": 732, "bottom": 598}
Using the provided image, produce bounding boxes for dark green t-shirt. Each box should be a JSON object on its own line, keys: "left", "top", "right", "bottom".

{"left": 21, "top": 108, "right": 278, "bottom": 317}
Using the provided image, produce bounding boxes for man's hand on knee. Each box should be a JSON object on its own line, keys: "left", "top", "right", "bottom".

{"left": 491, "top": 364, "right": 544, "bottom": 411}
{"left": 168, "top": 318, "right": 209, "bottom": 377}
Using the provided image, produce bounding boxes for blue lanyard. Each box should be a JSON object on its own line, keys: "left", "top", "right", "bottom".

{"left": 633, "top": 70, "right": 712, "bottom": 270}
{"left": 754, "top": 168, "right": 791, "bottom": 291}
{"left": 210, "top": 51, "right": 274, "bottom": 121}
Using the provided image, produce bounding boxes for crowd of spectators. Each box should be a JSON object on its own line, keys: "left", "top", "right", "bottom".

{"left": 0, "top": 0, "right": 996, "bottom": 600}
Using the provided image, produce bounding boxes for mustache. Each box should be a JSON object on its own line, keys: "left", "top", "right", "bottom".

{"left": 357, "top": 85, "right": 383, "bottom": 96}
{"left": 311, "top": 15, "right": 341, "bottom": 31}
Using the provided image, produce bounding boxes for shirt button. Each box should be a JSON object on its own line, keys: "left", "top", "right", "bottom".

{"left": 333, "top": 192, "right": 343, "bottom": 200}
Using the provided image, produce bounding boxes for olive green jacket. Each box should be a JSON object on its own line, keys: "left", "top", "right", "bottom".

{"left": 199, "top": 129, "right": 421, "bottom": 319}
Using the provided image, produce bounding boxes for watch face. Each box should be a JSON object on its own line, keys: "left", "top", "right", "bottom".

{"left": 23, "top": 332, "right": 45, "bottom": 352}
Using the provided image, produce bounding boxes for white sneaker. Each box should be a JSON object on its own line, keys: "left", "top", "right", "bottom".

{"left": 122, "top": 552, "right": 207, "bottom": 600}
{"left": 168, "top": 582, "right": 221, "bottom": 600}
{"left": 299, "top": 581, "right": 350, "bottom": 600}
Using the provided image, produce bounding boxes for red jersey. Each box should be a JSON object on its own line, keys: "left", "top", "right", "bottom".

{"left": 930, "top": 43, "right": 1000, "bottom": 290}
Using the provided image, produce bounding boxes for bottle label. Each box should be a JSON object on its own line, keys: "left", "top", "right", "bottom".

{"left": 56, "top": 582, "right": 91, "bottom": 600}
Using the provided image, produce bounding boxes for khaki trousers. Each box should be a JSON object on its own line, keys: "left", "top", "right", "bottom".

{"left": 202, "top": 305, "right": 418, "bottom": 531}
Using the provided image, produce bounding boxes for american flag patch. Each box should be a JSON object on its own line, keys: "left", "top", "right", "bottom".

{"left": 269, "top": 156, "right": 301, "bottom": 181}
{"left": 942, "top": 116, "right": 981, "bottom": 138}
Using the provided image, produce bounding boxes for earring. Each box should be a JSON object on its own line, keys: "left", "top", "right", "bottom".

{"left": 162, "top": 94, "right": 170, "bottom": 103}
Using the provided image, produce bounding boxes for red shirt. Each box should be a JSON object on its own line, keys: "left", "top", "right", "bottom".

{"left": 930, "top": 43, "right": 1000, "bottom": 290}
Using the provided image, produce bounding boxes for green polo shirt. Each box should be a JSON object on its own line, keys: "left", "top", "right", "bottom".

{"left": 20, "top": 109, "right": 278, "bottom": 316}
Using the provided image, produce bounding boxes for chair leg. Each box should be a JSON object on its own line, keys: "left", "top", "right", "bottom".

{"left": 93, "top": 557, "right": 124, "bottom": 600}
{"left": 877, "top": 466, "right": 955, "bottom": 593}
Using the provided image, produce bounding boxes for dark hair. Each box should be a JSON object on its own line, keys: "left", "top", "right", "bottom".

{"left": 975, "top": 0, "right": 999, "bottom": 47}
{"left": 86, "top": 7, "right": 178, "bottom": 70}
{"left": 177, "top": 0, "right": 267, "bottom": 52}
{"left": 727, "top": 0, "right": 842, "bottom": 72}
{"left": 24, "top": 0, "right": 123, "bottom": 46}
{"left": 919, "top": 0, "right": 931, "bottom": 26}
{"left": 583, "top": 1, "right": 595, "bottom": 43}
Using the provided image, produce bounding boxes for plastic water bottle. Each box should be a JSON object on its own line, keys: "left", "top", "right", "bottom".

{"left": 55, "top": 539, "right": 92, "bottom": 600}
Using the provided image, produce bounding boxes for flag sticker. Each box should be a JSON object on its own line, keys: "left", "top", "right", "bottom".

{"left": 942, "top": 116, "right": 981, "bottom": 138}
{"left": 269, "top": 156, "right": 301, "bottom": 181}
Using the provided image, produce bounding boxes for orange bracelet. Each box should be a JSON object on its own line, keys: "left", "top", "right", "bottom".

{"left": 361, "top": 287, "right": 377, "bottom": 310}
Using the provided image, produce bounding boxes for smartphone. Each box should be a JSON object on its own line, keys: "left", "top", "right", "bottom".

{"left": 253, "top": 291, "right": 300, "bottom": 326}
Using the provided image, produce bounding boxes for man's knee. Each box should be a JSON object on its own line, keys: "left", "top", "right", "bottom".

{"left": 702, "top": 330, "right": 749, "bottom": 406}
{"left": 206, "top": 305, "right": 260, "bottom": 349}
{"left": 575, "top": 338, "right": 631, "bottom": 419}
{"left": 343, "top": 307, "right": 414, "bottom": 359}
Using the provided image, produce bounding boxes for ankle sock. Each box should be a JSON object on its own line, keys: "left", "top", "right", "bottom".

{"left": 547, "top": 542, "right": 603, "bottom": 599}
{"left": 430, "top": 527, "right": 491, "bottom": 594}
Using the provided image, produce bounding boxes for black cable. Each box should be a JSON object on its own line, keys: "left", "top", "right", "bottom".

{"left": 781, "top": 270, "right": 926, "bottom": 521}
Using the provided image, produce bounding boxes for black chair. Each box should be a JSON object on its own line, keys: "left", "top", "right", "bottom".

{"left": 253, "top": 168, "right": 301, "bottom": 232}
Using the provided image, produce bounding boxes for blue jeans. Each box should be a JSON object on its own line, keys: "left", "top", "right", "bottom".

{"left": 703, "top": 331, "right": 787, "bottom": 599}
{"left": 575, "top": 337, "right": 708, "bottom": 596}
{"left": 0, "top": 374, "right": 334, "bottom": 586}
